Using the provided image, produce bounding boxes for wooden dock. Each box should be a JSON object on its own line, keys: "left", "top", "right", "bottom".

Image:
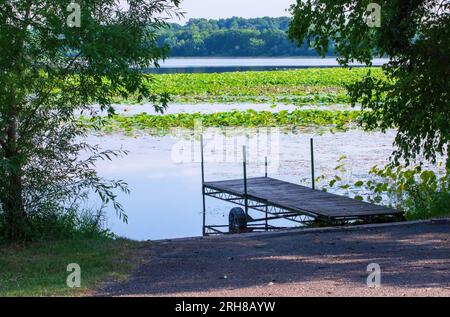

{"left": 204, "top": 177, "right": 402, "bottom": 220}
{"left": 200, "top": 136, "right": 403, "bottom": 236}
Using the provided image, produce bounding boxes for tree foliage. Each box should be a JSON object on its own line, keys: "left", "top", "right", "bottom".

{"left": 0, "top": 0, "right": 180, "bottom": 241}
{"left": 158, "top": 17, "right": 334, "bottom": 56}
{"left": 322, "top": 157, "right": 450, "bottom": 220}
{"left": 289, "top": 0, "right": 450, "bottom": 167}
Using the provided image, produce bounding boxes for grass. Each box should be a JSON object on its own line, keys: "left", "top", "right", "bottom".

{"left": 0, "top": 238, "right": 143, "bottom": 297}
{"left": 82, "top": 109, "right": 363, "bottom": 133}
{"left": 127, "top": 67, "right": 384, "bottom": 105}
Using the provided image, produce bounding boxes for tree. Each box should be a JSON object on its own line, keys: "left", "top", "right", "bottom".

{"left": 289, "top": 0, "right": 450, "bottom": 167}
{"left": 157, "top": 17, "right": 335, "bottom": 57}
{"left": 0, "top": 0, "right": 181, "bottom": 241}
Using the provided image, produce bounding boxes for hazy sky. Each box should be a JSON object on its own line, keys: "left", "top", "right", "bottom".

{"left": 172, "top": 0, "right": 296, "bottom": 23}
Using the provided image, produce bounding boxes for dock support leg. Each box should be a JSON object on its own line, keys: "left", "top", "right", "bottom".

{"left": 310, "top": 138, "right": 315, "bottom": 190}
{"left": 202, "top": 186, "right": 206, "bottom": 236}
{"left": 201, "top": 135, "right": 206, "bottom": 236}
{"left": 265, "top": 206, "right": 269, "bottom": 231}
{"left": 265, "top": 156, "right": 268, "bottom": 230}
{"left": 243, "top": 146, "right": 249, "bottom": 217}
{"left": 265, "top": 156, "right": 268, "bottom": 178}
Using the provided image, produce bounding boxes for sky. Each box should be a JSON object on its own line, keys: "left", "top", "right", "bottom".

{"left": 171, "top": 0, "right": 296, "bottom": 23}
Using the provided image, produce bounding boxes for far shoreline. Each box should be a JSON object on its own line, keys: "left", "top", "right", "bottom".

{"left": 144, "top": 57, "right": 389, "bottom": 74}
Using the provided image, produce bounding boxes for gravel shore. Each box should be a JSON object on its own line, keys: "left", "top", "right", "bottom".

{"left": 100, "top": 219, "right": 450, "bottom": 297}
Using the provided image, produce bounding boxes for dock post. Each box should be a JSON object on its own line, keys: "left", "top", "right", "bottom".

{"left": 264, "top": 156, "right": 268, "bottom": 231}
{"left": 310, "top": 138, "right": 315, "bottom": 190}
{"left": 201, "top": 135, "right": 206, "bottom": 236}
{"left": 265, "top": 206, "right": 269, "bottom": 231}
{"left": 265, "top": 156, "right": 268, "bottom": 178}
{"left": 243, "top": 146, "right": 249, "bottom": 216}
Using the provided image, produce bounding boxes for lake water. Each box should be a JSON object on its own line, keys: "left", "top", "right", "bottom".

{"left": 88, "top": 57, "right": 393, "bottom": 241}
{"left": 145, "top": 57, "right": 389, "bottom": 73}
{"left": 89, "top": 128, "right": 397, "bottom": 241}
{"left": 91, "top": 102, "right": 356, "bottom": 116}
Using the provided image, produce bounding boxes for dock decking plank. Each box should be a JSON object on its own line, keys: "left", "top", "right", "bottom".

{"left": 204, "top": 177, "right": 401, "bottom": 219}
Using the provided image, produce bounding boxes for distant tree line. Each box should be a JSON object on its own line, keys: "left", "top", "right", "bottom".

{"left": 157, "top": 17, "right": 335, "bottom": 57}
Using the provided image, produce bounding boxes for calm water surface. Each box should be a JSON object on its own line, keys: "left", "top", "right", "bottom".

{"left": 89, "top": 57, "right": 392, "bottom": 240}
{"left": 88, "top": 128, "right": 396, "bottom": 241}
{"left": 90, "top": 102, "right": 356, "bottom": 116}
{"left": 146, "top": 57, "right": 389, "bottom": 73}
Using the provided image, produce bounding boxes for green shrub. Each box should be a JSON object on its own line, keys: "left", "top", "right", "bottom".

{"left": 321, "top": 159, "right": 450, "bottom": 221}
{"left": 367, "top": 165, "right": 450, "bottom": 220}
{"left": 0, "top": 204, "right": 115, "bottom": 244}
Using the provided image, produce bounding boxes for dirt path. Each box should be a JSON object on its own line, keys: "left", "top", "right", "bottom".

{"left": 100, "top": 219, "right": 450, "bottom": 297}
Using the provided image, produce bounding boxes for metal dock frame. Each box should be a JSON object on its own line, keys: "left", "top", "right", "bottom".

{"left": 200, "top": 135, "right": 319, "bottom": 236}
{"left": 200, "top": 135, "right": 402, "bottom": 236}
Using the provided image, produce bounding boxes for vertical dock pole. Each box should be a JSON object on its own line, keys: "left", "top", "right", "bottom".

{"left": 243, "top": 146, "right": 249, "bottom": 216}
{"left": 264, "top": 156, "right": 268, "bottom": 230}
{"left": 201, "top": 135, "right": 206, "bottom": 236}
{"left": 265, "top": 156, "right": 268, "bottom": 178}
{"left": 310, "top": 138, "right": 315, "bottom": 190}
